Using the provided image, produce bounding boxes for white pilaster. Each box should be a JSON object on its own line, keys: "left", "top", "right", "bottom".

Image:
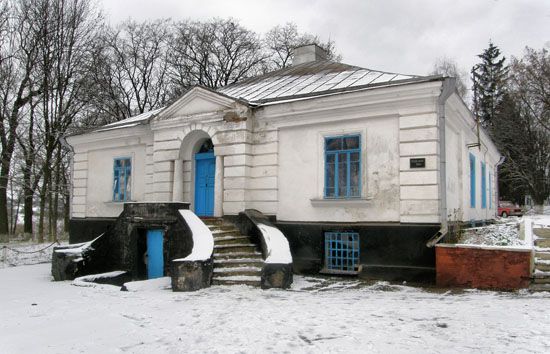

{"left": 172, "top": 159, "right": 184, "bottom": 201}
{"left": 214, "top": 155, "right": 224, "bottom": 217}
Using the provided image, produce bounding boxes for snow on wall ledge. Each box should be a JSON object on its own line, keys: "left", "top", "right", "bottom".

{"left": 175, "top": 210, "right": 213, "bottom": 261}
{"left": 257, "top": 223, "right": 292, "bottom": 264}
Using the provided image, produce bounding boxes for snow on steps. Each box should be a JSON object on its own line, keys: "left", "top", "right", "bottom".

{"left": 202, "top": 218, "right": 263, "bottom": 287}
{"left": 530, "top": 221, "right": 550, "bottom": 291}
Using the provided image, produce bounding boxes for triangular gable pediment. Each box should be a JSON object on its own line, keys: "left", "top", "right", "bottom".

{"left": 156, "top": 86, "right": 244, "bottom": 120}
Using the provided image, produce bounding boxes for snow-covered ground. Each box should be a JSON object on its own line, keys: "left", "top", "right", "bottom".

{"left": 458, "top": 214, "right": 550, "bottom": 247}
{"left": 459, "top": 217, "right": 525, "bottom": 246}
{"left": 1, "top": 263, "right": 550, "bottom": 353}
{"left": 0, "top": 241, "right": 62, "bottom": 269}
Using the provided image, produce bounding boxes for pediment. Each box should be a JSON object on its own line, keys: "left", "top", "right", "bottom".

{"left": 156, "top": 86, "right": 239, "bottom": 120}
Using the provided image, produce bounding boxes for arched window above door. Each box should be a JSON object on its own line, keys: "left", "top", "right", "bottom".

{"left": 197, "top": 139, "right": 214, "bottom": 154}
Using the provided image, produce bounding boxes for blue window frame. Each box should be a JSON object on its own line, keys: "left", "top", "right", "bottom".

{"left": 325, "top": 232, "right": 360, "bottom": 272}
{"left": 113, "top": 157, "right": 131, "bottom": 202}
{"left": 324, "top": 135, "right": 361, "bottom": 198}
{"left": 481, "top": 161, "right": 487, "bottom": 209}
{"left": 469, "top": 153, "right": 476, "bottom": 208}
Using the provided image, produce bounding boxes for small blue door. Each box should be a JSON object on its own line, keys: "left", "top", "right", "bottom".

{"left": 195, "top": 152, "right": 215, "bottom": 216}
{"left": 146, "top": 229, "right": 164, "bottom": 279}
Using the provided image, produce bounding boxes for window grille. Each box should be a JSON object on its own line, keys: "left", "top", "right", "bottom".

{"left": 325, "top": 232, "right": 360, "bottom": 273}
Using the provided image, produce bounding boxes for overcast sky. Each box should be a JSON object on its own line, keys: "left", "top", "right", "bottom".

{"left": 99, "top": 0, "right": 549, "bottom": 80}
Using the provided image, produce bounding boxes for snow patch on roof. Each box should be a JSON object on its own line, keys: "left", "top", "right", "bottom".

{"left": 54, "top": 234, "right": 103, "bottom": 256}
{"left": 95, "top": 107, "right": 164, "bottom": 131}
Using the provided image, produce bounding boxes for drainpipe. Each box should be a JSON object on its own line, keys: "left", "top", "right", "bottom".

{"left": 427, "top": 77, "right": 455, "bottom": 247}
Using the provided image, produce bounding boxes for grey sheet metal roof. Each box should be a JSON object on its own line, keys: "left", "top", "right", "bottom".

{"left": 93, "top": 107, "right": 165, "bottom": 132}
{"left": 81, "top": 60, "right": 438, "bottom": 134}
{"left": 218, "top": 60, "right": 437, "bottom": 104}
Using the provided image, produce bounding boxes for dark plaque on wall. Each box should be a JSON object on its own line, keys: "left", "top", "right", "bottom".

{"left": 410, "top": 158, "right": 426, "bottom": 168}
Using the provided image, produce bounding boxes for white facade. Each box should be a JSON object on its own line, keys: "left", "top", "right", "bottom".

{"left": 67, "top": 80, "right": 501, "bottom": 225}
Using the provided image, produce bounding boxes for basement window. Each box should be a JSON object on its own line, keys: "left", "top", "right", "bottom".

{"left": 324, "top": 232, "right": 360, "bottom": 274}
{"left": 113, "top": 157, "right": 132, "bottom": 202}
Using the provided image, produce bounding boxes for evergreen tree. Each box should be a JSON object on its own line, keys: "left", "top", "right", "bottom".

{"left": 471, "top": 41, "right": 509, "bottom": 128}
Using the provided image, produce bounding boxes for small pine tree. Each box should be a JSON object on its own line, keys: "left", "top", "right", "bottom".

{"left": 471, "top": 41, "right": 509, "bottom": 128}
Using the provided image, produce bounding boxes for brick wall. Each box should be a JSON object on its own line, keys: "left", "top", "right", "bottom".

{"left": 436, "top": 244, "right": 532, "bottom": 290}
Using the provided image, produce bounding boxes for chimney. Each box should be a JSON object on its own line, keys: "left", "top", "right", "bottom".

{"left": 293, "top": 44, "right": 327, "bottom": 65}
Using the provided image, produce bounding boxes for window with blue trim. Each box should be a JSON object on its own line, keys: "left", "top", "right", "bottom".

{"left": 481, "top": 161, "right": 487, "bottom": 209}
{"left": 489, "top": 171, "right": 493, "bottom": 209}
{"left": 113, "top": 157, "right": 132, "bottom": 202}
{"left": 469, "top": 153, "right": 476, "bottom": 208}
{"left": 325, "top": 232, "right": 360, "bottom": 272}
{"left": 324, "top": 135, "right": 361, "bottom": 198}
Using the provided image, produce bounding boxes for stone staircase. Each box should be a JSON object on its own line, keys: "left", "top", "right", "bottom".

{"left": 531, "top": 226, "right": 550, "bottom": 291}
{"left": 201, "top": 218, "right": 263, "bottom": 287}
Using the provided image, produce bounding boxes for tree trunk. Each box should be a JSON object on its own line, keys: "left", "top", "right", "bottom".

{"left": 0, "top": 155, "right": 11, "bottom": 236}
{"left": 37, "top": 185, "right": 46, "bottom": 243}
{"left": 51, "top": 148, "right": 61, "bottom": 242}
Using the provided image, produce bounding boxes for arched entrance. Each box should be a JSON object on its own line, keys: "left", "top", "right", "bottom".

{"left": 194, "top": 139, "right": 215, "bottom": 216}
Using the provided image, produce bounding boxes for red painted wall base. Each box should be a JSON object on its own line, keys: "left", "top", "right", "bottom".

{"left": 436, "top": 244, "right": 532, "bottom": 290}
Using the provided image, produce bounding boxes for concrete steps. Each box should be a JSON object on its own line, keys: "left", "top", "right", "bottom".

{"left": 202, "top": 218, "right": 262, "bottom": 287}
{"left": 535, "top": 251, "right": 550, "bottom": 261}
{"left": 213, "top": 235, "right": 251, "bottom": 245}
{"left": 530, "top": 225, "right": 550, "bottom": 291}
{"left": 214, "top": 243, "right": 258, "bottom": 254}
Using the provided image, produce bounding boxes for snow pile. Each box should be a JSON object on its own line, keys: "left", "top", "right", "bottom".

{"left": 175, "top": 210, "right": 213, "bottom": 261}
{"left": 524, "top": 205, "right": 550, "bottom": 216}
{"left": 54, "top": 234, "right": 102, "bottom": 262}
{"left": 122, "top": 277, "right": 172, "bottom": 292}
{"left": 0, "top": 241, "right": 63, "bottom": 269}
{"left": 459, "top": 220, "right": 525, "bottom": 247}
{"left": 73, "top": 271, "right": 127, "bottom": 288}
{"left": 256, "top": 223, "right": 292, "bottom": 264}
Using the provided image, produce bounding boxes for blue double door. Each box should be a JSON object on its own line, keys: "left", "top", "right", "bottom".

{"left": 195, "top": 152, "right": 216, "bottom": 216}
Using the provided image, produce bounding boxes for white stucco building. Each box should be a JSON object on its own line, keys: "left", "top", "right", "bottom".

{"left": 66, "top": 45, "right": 501, "bottom": 279}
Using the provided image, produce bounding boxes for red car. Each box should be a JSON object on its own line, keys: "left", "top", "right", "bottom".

{"left": 498, "top": 201, "right": 523, "bottom": 217}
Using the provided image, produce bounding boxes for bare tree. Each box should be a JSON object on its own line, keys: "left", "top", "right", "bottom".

{"left": 16, "top": 95, "right": 44, "bottom": 237}
{"left": 264, "top": 22, "right": 342, "bottom": 69}
{"left": 168, "top": 18, "right": 267, "bottom": 90}
{"left": 91, "top": 19, "right": 171, "bottom": 123}
{"left": 0, "top": 0, "right": 42, "bottom": 236}
{"left": 26, "top": 0, "right": 102, "bottom": 241}
{"left": 431, "top": 56, "right": 469, "bottom": 100}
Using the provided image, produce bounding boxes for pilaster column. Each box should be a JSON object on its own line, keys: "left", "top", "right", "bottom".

{"left": 214, "top": 155, "right": 224, "bottom": 217}
{"left": 172, "top": 159, "right": 184, "bottom": 201}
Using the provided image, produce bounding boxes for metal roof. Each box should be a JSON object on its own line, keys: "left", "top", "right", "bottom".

{"left": 94, "top": 107, "right": 165, "bottom": 132}
{"left": 84, "top": 60, "right": 438, "bottom": 134}
{"left": 218, "top": 60, "right": 434, "bottom": 104}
